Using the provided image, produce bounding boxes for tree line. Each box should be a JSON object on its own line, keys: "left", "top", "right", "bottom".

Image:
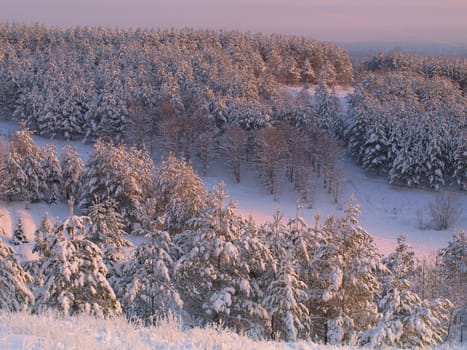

{"left": 0, "top": 22, "right": 352, "bottom": 143}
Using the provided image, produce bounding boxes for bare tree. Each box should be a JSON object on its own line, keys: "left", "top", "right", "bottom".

{"left": 329, "top": 165, "right": 343, "bottom": 204}
{"left": 255, "top": 126, "right": 288, "bottom": 197}
{"left": 193, "top": 114, "right": 216, "bottom": 176}
{"left": 0, "top": 139, "right": 6, "bottom": 161}
{"left": 283, "top": 124, "right": 313, "bottom": 204}
{"left": 218, "top": 127, "right": 248, "bottom": 183}
{"left": 157, "top": 101, "right": 184, "bottom": 156}
{"left": 157, "top": 101, "right": 197, "bottom": 160}
{"left": 125, "top": 98, "right": 154, "bottom": 151}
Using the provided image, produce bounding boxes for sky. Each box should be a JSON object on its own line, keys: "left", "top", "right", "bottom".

{"left": 1, "top": 0, "right": 466, "bottom": 44}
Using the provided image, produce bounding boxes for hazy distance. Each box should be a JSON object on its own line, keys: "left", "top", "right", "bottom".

{"left": 1, "top": 0, "right": 466, "bottom": 46}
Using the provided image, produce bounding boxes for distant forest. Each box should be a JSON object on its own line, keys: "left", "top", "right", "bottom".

{"left": 0, "top": 22, "right": 351, "bottom": 140}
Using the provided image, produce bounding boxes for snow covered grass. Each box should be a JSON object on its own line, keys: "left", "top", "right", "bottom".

{"left": 0, "top": 312, "right": 464, "bottom": 350}
{"left": 0, "top": 312, "right": 335, "bottom": 350}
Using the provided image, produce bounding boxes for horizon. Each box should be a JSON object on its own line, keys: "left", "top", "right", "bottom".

{"left": 1, "top": 1, "right": 466, "bottom": 45}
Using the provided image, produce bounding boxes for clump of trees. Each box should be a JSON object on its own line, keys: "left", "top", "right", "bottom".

{"left": 0, "top": 134, "right": 463, "bottom": 347}
{"left": 342, "top": 70, "right": 466, "bottom": 190}
{"left": 0, "top": 23, "right": 353, "bottom": 203}
{"left": 362, "top": 50, "right": 466, "bottom": 92}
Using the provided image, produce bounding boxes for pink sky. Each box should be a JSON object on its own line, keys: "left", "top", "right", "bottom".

{"left": 1, "top": 0, "right": 466, "bottom": 43}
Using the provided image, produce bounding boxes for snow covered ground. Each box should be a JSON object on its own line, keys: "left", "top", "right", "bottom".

{"left": 0, "top": 312, "right": 464, "bottom": 350}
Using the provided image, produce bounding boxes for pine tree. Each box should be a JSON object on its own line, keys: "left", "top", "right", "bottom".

{"left": 154, "top": 154, "right": 208, "bottom": 234}
{"left": 94, "top": 90, "right": 128, "bottom": 144}
{"left": 301, "top": 60, "right": 316, "bottom": 84}
{"left": 28, "top": 212, "right": 55, "bottom": 289}
{"left": 282, "top": 56, "right": 300, "bottom": 85}
{"left": 175, "top": 184, "right": 268, "bottom": 334}
{"left": 310, "top": 198, "right": 382, "bottom": 345}
{"left": 119, "top": 229, "right": 182, "bottom": 324}
{"left": 60, "top": 145, "right": 84, "bottom": 201}
{"left": 318, "top": 63, "right": 338, "bottom": 88}
{"left": 80, "top": 140, "right": 156, "bottom": 230}
{"left": 236, "top": 217, "right": 275, "bottom": 338}
{"left": 0, "top": 128, "right": 47, "bottom": 202}
{"left": 0, "top": 238, "right": 34, "bottom": 312}
{"left": 13, "top": 217, "right": 28, "bottom": 245}
{"left": 264, "top": 260, "right": 309, "bottom": 341}
{"left": 439, "top": 230, "right": 466, "bottom": 308}
{"left": 86, "top": 199, "right": 132, "bottom": 252}
{"left": 364, "top": 235, "right": 453, "bottom": 348}
{"left": 366, "top": 286, "right": 452, "bottom": 348}
{"left": 43, "top": 144, "right": 63, "bottom": 204}
{"left": 0, "top": 143, "right": 27, "bottom": 201}
{"left": 383, "top": 235, "right": 417, "bottom": 284}
{"left": 34, "top": 209, "right": 121, "bottom": 317}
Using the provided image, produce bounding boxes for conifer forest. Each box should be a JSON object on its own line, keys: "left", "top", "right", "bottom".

{"left": 0, "top": 23, "right": 465, "bottom": 348}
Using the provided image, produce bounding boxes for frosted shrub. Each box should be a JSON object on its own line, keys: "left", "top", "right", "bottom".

{"left": 428, "top": 191, "right": 461, "bottom": 230}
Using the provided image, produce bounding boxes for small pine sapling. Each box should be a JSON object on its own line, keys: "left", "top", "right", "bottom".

{"left": 13, "top": 217, "right": 28, "bottom": 245}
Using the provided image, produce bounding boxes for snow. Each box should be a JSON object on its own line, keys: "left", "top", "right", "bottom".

{"left": 2, "top": 312, "right": 463, "bottom": 350}
{"left": 286, "top": 85, "right": 354, "bottom": 100}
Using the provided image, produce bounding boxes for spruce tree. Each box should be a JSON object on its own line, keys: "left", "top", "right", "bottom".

{"left": 310, "top": 198, "right": 383, "bottom": 345}
{"left": 0, "top": 238, "right": 34, "bottom": 312}
{"left": 13, "top": 217, "right": 28, "bottom": 245}
{"left": 119, "top": 229, "right": 182, "bottom": 324}
{"left": 60, "top": 145, "right": 84, "bottom": 202}
{"left": 35, "top": 206, "right": 121, "bottom": 317}
{"left": 314, "top": 83, "right": 341, "bottom": 134}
